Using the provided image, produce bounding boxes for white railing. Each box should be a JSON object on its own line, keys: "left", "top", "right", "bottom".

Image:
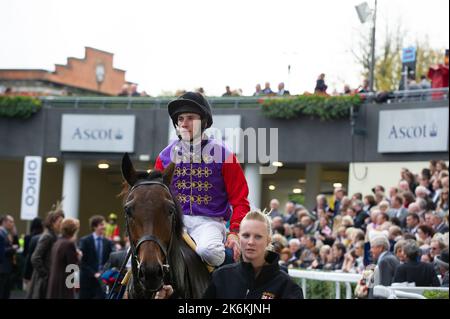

{"left": 288, "top": 269, "right": 360, "bottom": 299}
{"left": 288, "top": 269, "right": 449, "bottom": 299}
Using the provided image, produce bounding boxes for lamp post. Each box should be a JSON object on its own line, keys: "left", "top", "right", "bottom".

{"left": 369, "top": 0, "right": 377, "bottom": 93}
{"left": 356, "top": 0, "right": 378, "bottom": 92}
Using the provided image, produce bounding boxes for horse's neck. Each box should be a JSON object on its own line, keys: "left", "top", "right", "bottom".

{"left": 169, "top": 237, "right": 211, "bottom": 299}
{"left": 167, "top": 237, "right": 189, "bottom": 297}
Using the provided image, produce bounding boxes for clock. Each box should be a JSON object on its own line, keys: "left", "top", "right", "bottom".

{"left": 95, "top": 64, "right": 105, "bottom": 83}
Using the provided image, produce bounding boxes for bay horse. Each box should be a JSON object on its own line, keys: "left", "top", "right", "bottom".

{"left": 120, "top": 153, "right": 210, "bottom": 298}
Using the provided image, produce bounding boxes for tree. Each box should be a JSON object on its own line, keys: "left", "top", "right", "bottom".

{"left": 353, "top": 24, "right": 445, "bottom": 92}
{"left": 414, "top": 38, "right": 444, "bottom": 79}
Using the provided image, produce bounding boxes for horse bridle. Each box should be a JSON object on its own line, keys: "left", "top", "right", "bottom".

{"left": 124, "top": 179, "right": 176, "bottom": 293}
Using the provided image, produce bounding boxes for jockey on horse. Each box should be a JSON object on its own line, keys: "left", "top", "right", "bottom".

{"left": 153, "top": 91, "right": 250, "bottom": 268}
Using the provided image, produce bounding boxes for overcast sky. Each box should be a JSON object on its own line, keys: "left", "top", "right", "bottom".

{"left": 1, "top": 0, "right": 448, "bottom": 96}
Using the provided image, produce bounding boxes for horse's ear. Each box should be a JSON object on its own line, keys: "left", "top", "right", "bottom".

{"left": 162, "top": 162, "right": 175, "bottom": 188}
{"left": 121, "top": 153, "right": 138, "bottom": 186}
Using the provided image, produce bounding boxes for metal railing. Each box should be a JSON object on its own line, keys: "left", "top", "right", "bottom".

{"left": 361, "top": 87, "right": 449, "bottom": 103}
{"left": 288, "top": 269, "right": 361, "bottom": 299}
{"left": 289, "top": 269, "right": 449, "bottom": 299}
{"left": 40, "top": 96, "right": 262, "bottom": 110}
{"left": 39, "top": 87, "right": 448, "bottom": 109}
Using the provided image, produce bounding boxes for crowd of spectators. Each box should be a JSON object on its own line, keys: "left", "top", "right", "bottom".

{"left": 266, "top": 160, "right": 449, "bottom": 294}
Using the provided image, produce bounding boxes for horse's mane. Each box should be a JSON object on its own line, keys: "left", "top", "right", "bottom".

{"left": 118, "top": 170, "right": 184, "bottom": 238}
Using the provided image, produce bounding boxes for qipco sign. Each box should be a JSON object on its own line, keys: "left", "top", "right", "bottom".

{"left": 20, "top": 156, "right": 42, "bottom": 221}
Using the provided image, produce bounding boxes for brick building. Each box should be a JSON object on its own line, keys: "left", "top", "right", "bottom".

{"left": 0, "top": 47, "right": 132, "bottom": 96}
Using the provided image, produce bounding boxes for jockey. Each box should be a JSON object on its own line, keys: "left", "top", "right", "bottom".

{"left": 153, "top": 91, "right": 250, "bottom": 267}
{"left": 105, "top": 213, "right": 120, "bottom": 240}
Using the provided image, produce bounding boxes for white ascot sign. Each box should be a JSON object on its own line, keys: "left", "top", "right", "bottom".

{"left": 378, "top": 108, "right": 449, "bottom": 153}
{"left": 61, "top": 114, "right": 135, "bottom": 152}
{"left": 20, "top": 156, "right": 42, "bottom": 221}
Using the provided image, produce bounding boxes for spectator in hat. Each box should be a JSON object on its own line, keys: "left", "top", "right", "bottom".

{"left": 28, "top": 209, "right": 65, "bottom": 299}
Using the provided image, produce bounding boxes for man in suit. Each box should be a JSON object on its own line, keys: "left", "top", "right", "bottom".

{"left": 432, "top": 211, "right": 449, "bottom": 234}
{"left": 332, "top": 188, "right": 345, "bottom": 217}
{"left": 387, "top": 195, "right": 408, "bottom": 227}
{"left": 104, "top": 235, "right": 130, "bottom": 271}
{"left": 393, "top": 241, "right": 440, "bottom": 287}
{"left": 283, "top": 201, "right": 298, "bottom": 225}
{"left": 368, "top": 234, "right": 400, "bottom": 298}
{"left": 79, "top": 215, "right": 114, "bottom": 299}
{"left": 353, "top": 200, "right": 369, "bottom": 230}
{"left": 277, "top": 82, "right": 290, "bottom": 96}
{"left": 405, "top": 212, "right": 420, "bottom": 235}
{"left": 0, "top": 215, "right": 18, "bottom": 299}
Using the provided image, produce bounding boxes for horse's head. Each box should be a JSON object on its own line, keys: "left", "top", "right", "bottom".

{"left": 121, "top": 153, "right": 180, "bottom": 293}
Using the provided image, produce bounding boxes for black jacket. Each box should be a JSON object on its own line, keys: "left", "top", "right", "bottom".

{"left": 393, "top": 261, "right": 440, "bottom": 287}
{"left": 103, "top": 248, "right": 128, "bottom": 271}
{"left": 79, "top": 234, "right": 114, "bottom": 299}
{"left": 203, "top": 251, "right": 303, "bottom": 299}
{"left": 0, "top": 228, "right": 16, "bottom": 274}
{"left": 23, "top": 234, "right": 41, "bottom": 280}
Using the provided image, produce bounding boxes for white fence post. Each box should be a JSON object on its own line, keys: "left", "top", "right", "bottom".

{"left": 345, "top": 282, "right": 352, "bottom": 299}
{"left": 302, "top": 279, "right": 307, "bottom": 299}
{"left": 335, "top": 282, "right": 341, "bottom": 299}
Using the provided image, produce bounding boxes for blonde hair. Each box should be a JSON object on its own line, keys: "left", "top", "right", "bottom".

{"left": 241, "top": 209, "right": 273, "bottom": 238}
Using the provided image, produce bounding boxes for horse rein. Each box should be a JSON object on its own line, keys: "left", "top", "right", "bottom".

{"left": 124, "top": 180, "right": 176, "bottom": 293}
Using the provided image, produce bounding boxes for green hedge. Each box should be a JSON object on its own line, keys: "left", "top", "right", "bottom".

{"left": 423, "top": 290, "right": 449, "bottom": 299}
{"left": 292, "top": 278, "right": 356, "bottom": 299}
{"left": 260, "top": 94, "right": 363, "bottom": 120}
{"left": 0, "top": 96, "right": 42, "bottom": 119}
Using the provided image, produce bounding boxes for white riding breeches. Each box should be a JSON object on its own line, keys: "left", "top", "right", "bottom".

{"left": 183, "top": 215, "right": 227, "bottom": 267}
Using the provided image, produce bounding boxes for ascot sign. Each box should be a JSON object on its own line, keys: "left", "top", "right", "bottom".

{"left": 378, "top": 108, "right": 448, "bottom": 153}
{"left": 61, "top": 114, "right": 135, "bottom": 152}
